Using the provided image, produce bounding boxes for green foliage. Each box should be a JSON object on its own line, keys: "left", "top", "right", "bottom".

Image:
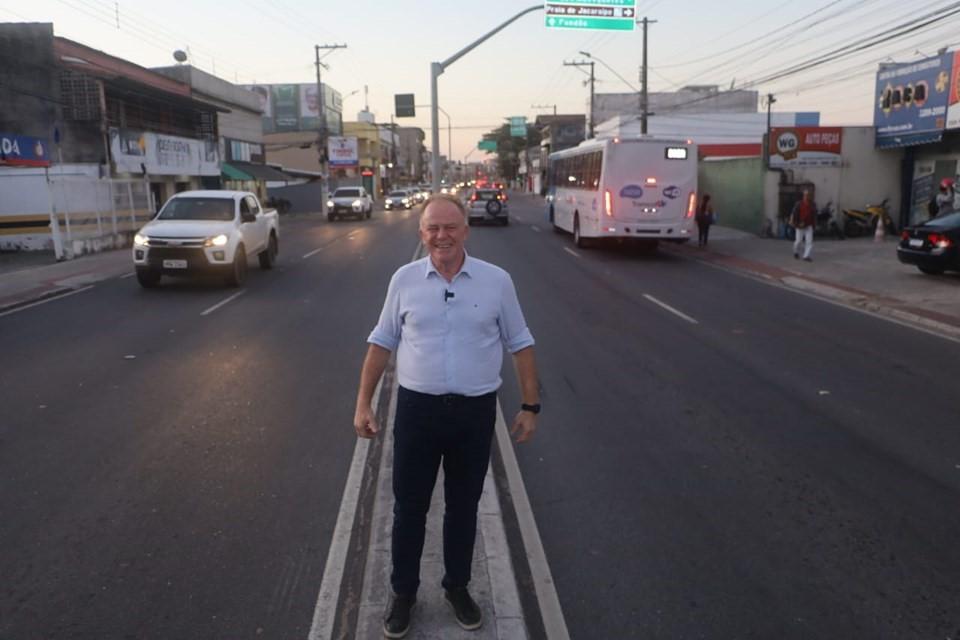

{"left": 481, "top": 123, "right": 542, "bottom": 181}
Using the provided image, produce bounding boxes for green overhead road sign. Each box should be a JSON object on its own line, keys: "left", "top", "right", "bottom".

{"left": 544, "top": 0, "right": 636, "bottom": 31}
{"left": 509, "top": 116, "right": 527, "bottom": 137}
{"left": 478, "top": 140, "right": 497, "bottom": 151}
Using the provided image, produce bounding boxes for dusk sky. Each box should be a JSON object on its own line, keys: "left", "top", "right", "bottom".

{"left": 4, "top": 0, "right": 959, "bottom": 160}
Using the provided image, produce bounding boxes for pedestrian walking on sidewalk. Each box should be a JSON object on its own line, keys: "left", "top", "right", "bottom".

{"left": 354, "top": 193, "right": 540, "bottom": 639}
{"left": 695, "top": 193, "right": 715, "bottom": 247}
{"left": 790, "top": 189, "right": 817, "bottom": 262}
{"left": 933, "top": 178, "right": 957, "bottom": 217}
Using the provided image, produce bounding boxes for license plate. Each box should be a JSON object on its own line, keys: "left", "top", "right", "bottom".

{"left": 909, "top": 238, "right": 924, "bottom": 248}
{"left": 163, "top": 259, "right": 188, "bottom": 269}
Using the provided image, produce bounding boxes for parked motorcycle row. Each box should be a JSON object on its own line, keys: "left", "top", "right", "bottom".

{"left": 806, "top": 199, "right": 897, "bottom": 239}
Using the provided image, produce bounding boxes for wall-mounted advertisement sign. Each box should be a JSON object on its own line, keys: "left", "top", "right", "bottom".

{"left": 874, "top": 53, "right": 952, "bottom": 148}
{"left": 0, "top": 133, "right": 50, "bottom": 167}
{"left": 768, "top": 127, "right": 843, "bottom": 167}
{"left": 272, "top": 84, "right": 299, "bottom": 132}
{"left": 109, "top": 128, "right": 219, "bottom": 176}
{"left": 946, "top": 50, "right": 960, "bottom": 130}
{"left": 327, "top": 136, "right": 359, "bottom": 167}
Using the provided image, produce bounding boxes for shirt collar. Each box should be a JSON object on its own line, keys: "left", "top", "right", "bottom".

{"left": 424, "top": 250, "right": 474, "bottom": 280}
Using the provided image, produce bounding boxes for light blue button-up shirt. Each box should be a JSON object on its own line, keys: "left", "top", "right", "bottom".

{"left": 368, "top": 252, "right": 535, "bottom": 396}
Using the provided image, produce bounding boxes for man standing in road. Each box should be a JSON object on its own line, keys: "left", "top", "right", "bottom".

{"left": 354, "top": 193, "right": 540, "bottom": 638}
{"left": 790, "top": 189, "right": 817, "bottom": 262}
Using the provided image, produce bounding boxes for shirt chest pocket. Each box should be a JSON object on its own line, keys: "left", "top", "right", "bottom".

{"left": 456, "top": 299, "right": 499, "bottom": 338}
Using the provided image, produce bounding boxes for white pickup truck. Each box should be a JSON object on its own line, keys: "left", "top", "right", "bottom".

{"left": 132, "top": 190, "right": 279, "bottom": 288}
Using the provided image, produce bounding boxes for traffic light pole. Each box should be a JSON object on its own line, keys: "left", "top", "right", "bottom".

{"left": 429, "top": 4, "right": 542, "bottom": 193}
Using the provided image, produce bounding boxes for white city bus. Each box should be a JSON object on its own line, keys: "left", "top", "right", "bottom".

{"left": 546, "top": 136, "right": 698, "bottom": 248}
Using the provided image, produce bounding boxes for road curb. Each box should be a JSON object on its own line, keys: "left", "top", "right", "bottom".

{"left": 668, "top": 244, "right": 960, "bottom": 342}
{"left": 0, "top": 286, "right": 77, "bottom": 316}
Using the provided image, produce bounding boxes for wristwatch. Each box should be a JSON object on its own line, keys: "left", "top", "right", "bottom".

{"left": 521, "top": 403, "right": 541, "bottom": 415}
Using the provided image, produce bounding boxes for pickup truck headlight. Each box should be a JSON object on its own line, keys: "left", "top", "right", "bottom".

{"left": 352, "top": 199, "right": 363, "bottom": 208}
{"left": 134, "top": 233, "right": 149, "bottom": 246}
{"left": 204, "top": 234, "right": 229, "bottom": 247}
{"left": 326, "top": 200, "right": 334, "bottom": 208}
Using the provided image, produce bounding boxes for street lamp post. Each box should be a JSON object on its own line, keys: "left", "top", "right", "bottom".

{"left": 429, "top": 4, "right": 542, "bottom": 193}
{"left": 417, "top": 104, "right": 451, "bottom": 182}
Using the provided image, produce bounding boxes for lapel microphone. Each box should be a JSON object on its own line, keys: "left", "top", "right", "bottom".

{"left": 444, "top": 289, "right": 455, "bottom": 301}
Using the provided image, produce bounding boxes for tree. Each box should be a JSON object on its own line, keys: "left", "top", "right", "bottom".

{"left": 481, "top": 123, "right": 542, "bottom": 181}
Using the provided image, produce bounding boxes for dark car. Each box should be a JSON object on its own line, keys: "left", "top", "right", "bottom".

{"left": 897, "top": 211, "right": 960, "bottom": 275}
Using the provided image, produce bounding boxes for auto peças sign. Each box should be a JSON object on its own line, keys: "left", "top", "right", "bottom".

{"left": 768, "top": 127, "right": 843, "bottom": 168}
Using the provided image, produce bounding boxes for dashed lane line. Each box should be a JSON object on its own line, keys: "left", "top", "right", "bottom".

{"left": 531, "top": 225, "right": 541, "bottom": 232}
{"left": 642, "top": 293, "right": 699, "bottom": 324}
{"left": 563, "top": 247, "right": 580, "bottom": 258}
{"left": 302, "top": 247, "right": 324, "bottom": 259}
{"left": 199, "top": 290, "right": 246, "bottom": 316}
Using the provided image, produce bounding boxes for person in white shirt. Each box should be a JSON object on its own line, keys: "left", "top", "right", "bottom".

{"left": 354, "top": 193, "right": 539, "bottom": 638}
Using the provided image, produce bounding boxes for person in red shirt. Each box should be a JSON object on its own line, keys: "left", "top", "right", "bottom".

{"left": 790, "top": 189, "right": 817, "bottom": 261}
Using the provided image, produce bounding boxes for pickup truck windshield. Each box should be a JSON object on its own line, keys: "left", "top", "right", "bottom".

{"left": 333, "top": 188, "right": 361, "bottom": 198}
{"left": 157, "top": 198, "right": 234, "bottom": 221}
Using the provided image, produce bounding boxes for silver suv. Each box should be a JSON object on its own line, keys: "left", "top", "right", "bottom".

{"left": 467, "top": 189, "right": 509, "bottom": 226}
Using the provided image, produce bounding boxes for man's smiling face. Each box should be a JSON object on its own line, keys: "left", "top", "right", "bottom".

{"left": 419, "top": 198, "right": 468, "bottom": 268}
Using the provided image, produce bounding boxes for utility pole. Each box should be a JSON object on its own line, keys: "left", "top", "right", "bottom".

{"left": 764, "top": 92, "right": 777, "bottom": 168}
{"left": 314, "top": 43, "right": 346, "bottom": 217}
{"left": 639, "top": 17, "right": 657, "bottom": 135}
{"left": 564, "top": 60, "right": 595, "bottom": 138}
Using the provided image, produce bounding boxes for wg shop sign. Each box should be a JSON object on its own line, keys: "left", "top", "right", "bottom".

{"left": 768, "top": 127, "right": 843, "bottom": 168}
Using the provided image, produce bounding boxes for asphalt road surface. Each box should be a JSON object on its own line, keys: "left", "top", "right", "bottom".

{"left": 2, "top": 195, "right": 959, "bottom": 639}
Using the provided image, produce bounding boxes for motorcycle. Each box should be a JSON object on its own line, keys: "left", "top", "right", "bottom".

{"left": 842, "top": 198, "right": 896, "bottom": 237}
{"left": 814, "top": 201, "right": 845, "bottom": 239}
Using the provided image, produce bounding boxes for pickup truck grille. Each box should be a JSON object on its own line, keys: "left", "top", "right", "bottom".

{"left": 149, "top": 238, "right": 205, "bottom": 247}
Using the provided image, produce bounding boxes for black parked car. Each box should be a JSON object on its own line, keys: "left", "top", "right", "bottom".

{"left": 897, "top": 211, "right": 960, "bottom": 275}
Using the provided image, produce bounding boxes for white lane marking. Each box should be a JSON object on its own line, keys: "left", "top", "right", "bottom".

{"left": 643, "top": 293, "right": 699, "bottom": 324}
{"left": 199, "top": 290, "right": 246, "bottom": 316}
{"left": 302, "top": 246, "right": 324, "bottom": 259}
{"left": 120, "top": 272, "right": 136, "bottom": 279}
{"left": 494, "top": 402, "right": 571, "bottom": 640}
{"left": 563, "top": 247, "right": 580, "bottom": 258}
{"left": 308, "top": 376, "right": 382, "bottom": 640}
{"left": 0, "top": 286, "right": 95, "bottom": 318}
{"left": 309, "top": 237, "right": 424, "bottom": 639}
{"left": 531, "top": 225, "right": 541, "bottom": 233}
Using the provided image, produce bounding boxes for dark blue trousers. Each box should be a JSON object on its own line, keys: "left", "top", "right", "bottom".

{"left": 390, "top": 386, "right": 497, "bottom": 596}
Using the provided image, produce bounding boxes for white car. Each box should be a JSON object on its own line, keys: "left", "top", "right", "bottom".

{"left": 132, "top": 191, "right": 279, "bottom": 288}
{"left": 327, "top": 186, "right": 373, "bottom": 221}
{"left": 385, "top": 190, "right": 414, "bottom": 211}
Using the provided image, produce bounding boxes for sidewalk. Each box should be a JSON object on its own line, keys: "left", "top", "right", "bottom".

{"left": 669, "top": 225, "right": 960, "bottom": 338}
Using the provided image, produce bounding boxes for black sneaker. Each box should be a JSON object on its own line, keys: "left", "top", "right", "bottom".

{"left": 803, "top": 256, "right": 813, "bottom": 262}
{"left": 383, "top": 593, "right": 415, "bottom": 638}
{"left": 445, "top": 587, "right": 482, "bottom": 631}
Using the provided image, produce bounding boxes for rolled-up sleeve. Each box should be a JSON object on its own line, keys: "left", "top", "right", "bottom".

{"left": 498, "top": 273, "right": 535, "bottom": 353}
{"left": 368, "top": 272, "right": 402, "bottom": 352}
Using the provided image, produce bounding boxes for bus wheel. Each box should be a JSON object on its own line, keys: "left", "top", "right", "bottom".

{"left": 574, "top": 213, "right": 590, "bottom": 248}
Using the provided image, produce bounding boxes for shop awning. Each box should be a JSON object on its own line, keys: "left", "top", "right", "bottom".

{"left": 876, "top": 131, "right": 943, "bottom": 149}
{"left": 221, "top": 162, "right": 254, "bottom": 181}
{"left": 231, "top": 161, "right": 292, "bottom": 182}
